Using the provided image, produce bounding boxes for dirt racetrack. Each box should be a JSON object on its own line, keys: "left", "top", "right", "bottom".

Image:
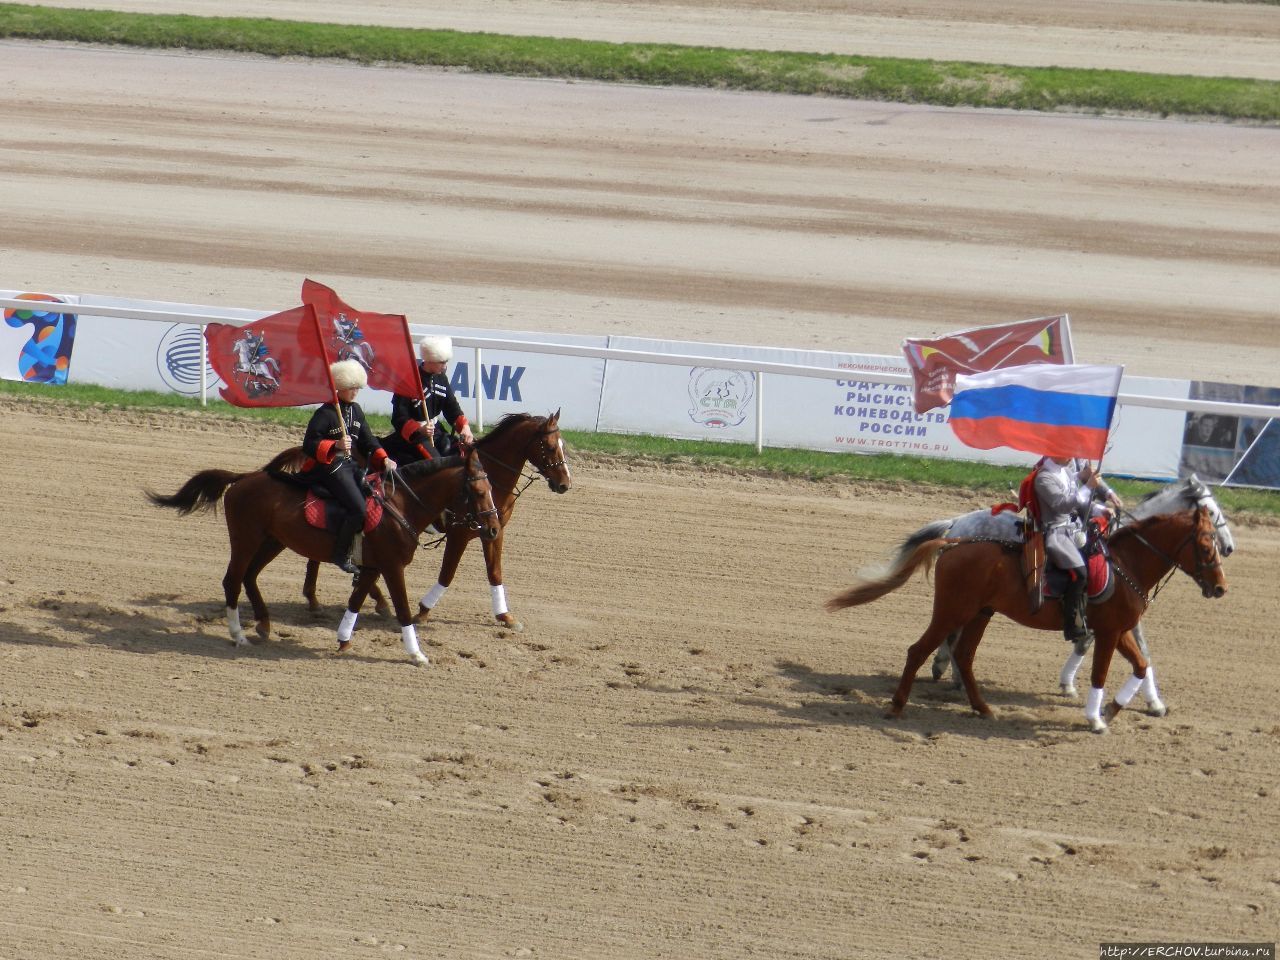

{"left": 3, "top": 2, "right": 1280, "bottom": 957}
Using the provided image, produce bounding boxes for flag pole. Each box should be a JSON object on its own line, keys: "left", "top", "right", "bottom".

{"left": 400, "top": 314, "right": 434, "bottom": 460}
{"left": 310, "top": 306, "right": 346, "bottom": 454}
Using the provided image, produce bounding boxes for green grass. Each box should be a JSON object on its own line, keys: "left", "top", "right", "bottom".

{"left": 6, "top": 378, "right": 1278, "bottom": 517}
{"left": 2, "top": 3, "right": 1279, "bottom": 122}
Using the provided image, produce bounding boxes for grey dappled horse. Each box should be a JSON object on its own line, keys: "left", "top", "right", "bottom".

{"left": 911, "top": 476, "right": 1234, "bottom": 714}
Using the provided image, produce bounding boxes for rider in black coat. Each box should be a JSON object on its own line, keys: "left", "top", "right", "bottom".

{"left": 301, "top": 359, "right": 395, "bottom": 574}
{"left": 385, "top": 334, "right": 476, "bottom": 464}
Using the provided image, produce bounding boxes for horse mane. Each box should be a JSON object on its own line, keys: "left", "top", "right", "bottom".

{"left": 1124, "top": 476, "right": 1205, "bottom": 524}
{"left": 1108, "top": 510, "right": 1186, "bottom": 547}
{"left": 398, "top": 454, "right": 462, "bottom": 480}
{"left": 261, "top": 446, "right": 306, "bottom": 473}
{"left": 475, "top": 413, "right": 544, "bottom": 447}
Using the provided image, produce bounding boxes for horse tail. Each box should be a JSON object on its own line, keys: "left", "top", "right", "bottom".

{"left": 145, "top": 469, "right": 248, "bottom": 516}
{"left": 261, "top": 446, "right": 307, "bottom": 473}
{"left": 825, "top": 537, "right": 947, "bottom": 612}
{"left": 887, "top": 519, "right": 952, "bottom": 570}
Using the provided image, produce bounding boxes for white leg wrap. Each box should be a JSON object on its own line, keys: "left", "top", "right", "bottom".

{"left": 1140, "top": 667, "right": 1160, "bottom": 703}
{"left": 1115, "top": 674, "right": 1143, "bottom": 708}
{"left": 227, "top": 607, "right": 247, "bottom": 644}
{"left": 1059, "top": 651, "right": 1086, "bottom": 690}
{"left": 337, "top": 609, "right": 358, "bottom": 643}
{"left": 1085, "top": 686, "right": 1105, "bottom": 722}
{"left": 491, "top": 584, "right": 509, "bottom": 617}
{"left": 421, "top": 583, "right": 447, "bottom": 610}
{"left": 401, "top": 625, "right": 428, "bottom": 664}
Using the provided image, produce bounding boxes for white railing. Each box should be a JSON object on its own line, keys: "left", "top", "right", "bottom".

{"left": 4, "top": 296, "right": 1279, "bottom": 456}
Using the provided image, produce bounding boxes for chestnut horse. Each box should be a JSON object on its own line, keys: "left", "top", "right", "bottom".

{"left": 147, "top": 449, "right": 499, "bottom": 665}
{"left": 924, "top": 476, "right": 1234, "bottom": 710}
{"left": 298, "top": 411, "right": 572, "bottom": 630}
{"left": 827, "top": 502, "right": 1228, "bottom": 732}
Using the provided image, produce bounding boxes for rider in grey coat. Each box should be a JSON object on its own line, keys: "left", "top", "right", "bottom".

{"left": 1033, "top": 456, "right": 1124, "bottom": 646}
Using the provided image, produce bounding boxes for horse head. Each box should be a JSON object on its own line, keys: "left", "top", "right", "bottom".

{"left": 529, "top": 409, "right": 572, "bottom": 494}
{"left": 1186, "top": 503, "right": 1228, "bottom": 599}
{"left": 462, "top": 446, "right": 501, "bottom": 541}
{"left": 1186, "top": 474, "right": 1234, "bottom": 558}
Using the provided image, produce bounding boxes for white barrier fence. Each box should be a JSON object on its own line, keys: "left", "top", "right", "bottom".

{"left": 4, "top": 292, "right": 1279, "bottom": 487}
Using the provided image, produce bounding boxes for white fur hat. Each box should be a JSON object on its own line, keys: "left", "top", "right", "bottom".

{"left": 419, "top": 335, "right": 453, "bottom": 363}
{"left": 330, "top": 359, "right": 367, "bottom": 391}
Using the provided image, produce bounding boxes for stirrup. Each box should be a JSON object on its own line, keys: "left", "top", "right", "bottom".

{"left": 333, "top": 554, "right": 359, "bottom": 575}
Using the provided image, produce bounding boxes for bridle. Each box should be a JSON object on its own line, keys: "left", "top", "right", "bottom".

{"left": 1113, "top": 504, "right": 1223, "bottom": 606}
{"left": 476, "top": 421, "right": 568, "bottom": 501}
{"left": 379, "top": 459, "right": 499, "bottom": 541}
{"left": 454, "top": 463, "right": 500, "bottom": 532}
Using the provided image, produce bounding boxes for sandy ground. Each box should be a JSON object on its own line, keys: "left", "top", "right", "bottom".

{"left": 3, "top": 398, "right": 1278, "bottom": 959}
{"left": 3, "top": 5, "right": 1280, "bottom": 958}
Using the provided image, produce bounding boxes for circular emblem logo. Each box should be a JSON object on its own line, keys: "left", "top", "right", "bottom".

{"left": 156, "top": 323, "right": 220, "bottom": 395}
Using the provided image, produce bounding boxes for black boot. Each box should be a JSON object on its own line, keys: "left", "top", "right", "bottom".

{"left": 331, "top": 514, "right": 362, "bottom": 575}
{"left": 1061, "top": 569, "right": 1093, "bottom": 649}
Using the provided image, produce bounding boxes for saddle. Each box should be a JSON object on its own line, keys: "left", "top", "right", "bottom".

{"left": 303, "top": 473, "right": 385, "bottom": 535}
{"left": 1042, "top": 540, "right": 1114, "bottom": 603}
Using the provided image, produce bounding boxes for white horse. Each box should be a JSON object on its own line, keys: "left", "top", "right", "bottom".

{"left": 914, "top": 475, "right": 1234, "bottom": 715}
{"left": 231, "top": 332, "right": 281, "bottom": 390}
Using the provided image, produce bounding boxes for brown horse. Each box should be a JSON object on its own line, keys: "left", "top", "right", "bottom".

{"left": 298, "top": 411, "right": 572, "bottom": 630}
{"left": 827, "top": 502, "right": 1228, "bottom": 732}
{"left": 147, "top": 448, "right": 500, "bottom": 665}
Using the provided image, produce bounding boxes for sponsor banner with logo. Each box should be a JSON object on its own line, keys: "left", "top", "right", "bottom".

{"left": 599, "top": 337, "right": 1188, "bottom": 479}
{"left": 410, "top": 324, "right": 606, "bottom": 431}
{"left": 11, "top": 293, "right": 1267, "bottom": 485}
{"left": 73, "top": 294, "right": 266, "bottom": 396}
{"left": 2, "top": 290, "right": 81, "bottom": 385}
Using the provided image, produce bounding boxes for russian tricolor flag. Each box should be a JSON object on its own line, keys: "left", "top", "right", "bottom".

{"left": 949, "top": 363, "right": 1123, "bottom": 461}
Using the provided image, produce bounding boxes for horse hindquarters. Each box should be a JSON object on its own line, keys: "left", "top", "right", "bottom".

{"left": 888, "top": 548, "right": 1008, "bottom": 718}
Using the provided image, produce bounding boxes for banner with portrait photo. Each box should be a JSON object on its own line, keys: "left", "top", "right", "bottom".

{"left": 1181, "top": 381, "right": 1280, "bottom": 489}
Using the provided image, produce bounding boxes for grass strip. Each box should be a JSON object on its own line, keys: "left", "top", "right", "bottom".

{"left": 6, "top": 378, "right": 1278, "bottom": 516}
{"left": 1, "top": 3, "right": 1278, "bottom": 122}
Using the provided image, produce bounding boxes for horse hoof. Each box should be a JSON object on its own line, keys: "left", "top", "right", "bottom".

{"left": 930, "top": 664, "right": 945, "bottom": 681}
{"left": 1060, "top": 683, "right": 1078, "bottom": 699}
{"left": 497, "top": 614, "right": 523, "bottom": 632}
{"left": 335, "top": 640, "right": 353, "bottom": 655}
{"left": 1104, "top": 703, "right": 1122, "bottom": 723}
{"left": 1088, "top": 718, "right": 1108, "bottom": 734}
{"left": 305, "top": 598, "right": 321, "bottom": 613}
{"left": 375, "top": 602, "right": 392, "bottom": 618}
{"left": 408, "top": 652, "right": 430, "bottom": 667}
{"left": 412, "top": 604, "right": 432, "bottom": 625}
{"left": 1146, "top": 700, "right": 1168, "bottom": 718}
{"left": 254, "top": 625, "right": 270, "bottom": 642}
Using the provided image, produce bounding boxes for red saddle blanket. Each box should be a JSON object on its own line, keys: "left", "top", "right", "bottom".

{"left": 304, "top": 475, "right": 384, "bottom": 534}
{"left": 1044, "top": 549, "right": 1112, "bottom": 600}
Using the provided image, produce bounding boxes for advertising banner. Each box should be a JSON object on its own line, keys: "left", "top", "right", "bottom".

{"left": 8, "top": 291, "right": 1269, "bottom": 486}
{"left": 1, "top": 290, "right": 81, "bottom": 384}
{"left": 599, "top": 337, "right": 1189, "bottom": 479}
{"left": 75, "top": 294, "right": 266, "bottom": 396}
{"left": 413, "top": 324, "right": 606, "bottom": 432}
{"left": 1182, "top": 381, "right": 1280, "bottom": 489}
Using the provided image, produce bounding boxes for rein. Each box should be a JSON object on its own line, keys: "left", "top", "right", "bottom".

{"left": 1109, "top": 507, "right": 1220, "bottom": 605}
{"left": 378, "top": 463, "right": 498, "bottom": 546}
{"left": 476, "top": 422, "right": 564, "bottom": 503}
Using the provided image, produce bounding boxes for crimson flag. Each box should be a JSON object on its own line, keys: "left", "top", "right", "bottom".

{"left": 302, "top": 279, "right": 420, "bottom": 398}
{"left": 205, "top": 304, "right": 334, "bottom": 407}
{"left": 902, "top": 315, "right": 1073, "bottom": 414}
